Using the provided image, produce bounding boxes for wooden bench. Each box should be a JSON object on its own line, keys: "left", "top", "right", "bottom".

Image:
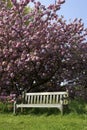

{"left": 13, "top": 91, "right": 68, "bottom": 115}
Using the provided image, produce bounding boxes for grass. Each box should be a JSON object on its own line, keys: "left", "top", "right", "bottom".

{"left": 0, "top": 112, "right": 87, "bottom": 130}
{"left": 0, "top": 99, "right": 87, "bottom": 130}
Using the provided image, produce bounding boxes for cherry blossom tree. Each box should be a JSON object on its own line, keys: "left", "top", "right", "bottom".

{"left": 0, "top": 0, "right": 87, "bottom": 95}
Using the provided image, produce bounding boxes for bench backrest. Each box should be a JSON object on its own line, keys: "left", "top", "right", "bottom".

{"left": 25, "top": 92, "right": 68, "bottom": 105}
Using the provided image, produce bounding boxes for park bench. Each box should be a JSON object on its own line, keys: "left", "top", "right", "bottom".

{"left": 13, "top": 91, "right": 68, "bottom": 115}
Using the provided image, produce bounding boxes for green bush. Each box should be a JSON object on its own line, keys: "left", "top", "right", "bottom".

{"left": 0, "top": 102, "right": 13, "bottom": 113}
{"left": 69, "top": 99, "right": 87, "bottom": 114}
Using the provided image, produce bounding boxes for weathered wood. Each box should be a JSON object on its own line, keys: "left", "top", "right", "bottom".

{"left": 13, "top": 100, "right": 16, "bottom": 115}
{"left": 13, "top": 91, "right": 68, "bottom": 115}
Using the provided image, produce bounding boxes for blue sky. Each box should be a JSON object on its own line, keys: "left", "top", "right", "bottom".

{"left": 34, "top": 0, "right": 87, "bottom": 27}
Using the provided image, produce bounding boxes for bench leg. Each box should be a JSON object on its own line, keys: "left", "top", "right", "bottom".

{"left": 21, "top": 107, "right": 24, "bottom": 113}
{"left": 59, "top": 105, "right": 63, "bottom": 115}
{"left": 13, "top": 101, "right": 16, "bottom": 115}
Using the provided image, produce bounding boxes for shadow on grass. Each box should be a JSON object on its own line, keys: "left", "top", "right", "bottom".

{"left": 16, "top": 105, "right": 70, "bottom": 116}
{"left": 17, "top": 108, "right": 61, "bottom": 116}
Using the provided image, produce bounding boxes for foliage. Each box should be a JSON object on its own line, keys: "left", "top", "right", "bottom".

{"left": 0, "top": 101, "right": 13, "bottom": 112}
{"left": 0, "top": 93, "right": 16, "bottom": 112}
{"left": 69, "top": 99, "right": 87, "bottom": 114}
{"left": 0, "top": 0, "right": 87, "bottom": 95}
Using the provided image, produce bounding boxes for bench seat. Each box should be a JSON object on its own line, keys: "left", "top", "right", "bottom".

{"left": 16, "top": 104, "right": 62, "bottom": 108}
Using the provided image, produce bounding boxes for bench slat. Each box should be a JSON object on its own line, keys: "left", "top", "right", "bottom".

{"left": 34, "top": 95, "right": 36, "bottom": 104}
{"left": 40, "top": 95, "right": 42, "bottom": 104}
{"left": 49, "top": 95, "right": 52, "bottom": 104}
{"left": 26, "top": 92, "right": 67, "bottom": 96}
{"left": 43, "top": 95, "right": 45, "bottom": 104}
{"left": 56, "top": 95, "right": 59, "bottom": 103}
{"left": 46, "top": 95, "right": 48, "bottom": 104}
{"left": 28, "top": 95, "right": 30, "bottom": 104}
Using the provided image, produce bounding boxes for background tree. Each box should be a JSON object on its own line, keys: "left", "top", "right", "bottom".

{"left": 0, "top": 0, "right": 87, "bottom": 96}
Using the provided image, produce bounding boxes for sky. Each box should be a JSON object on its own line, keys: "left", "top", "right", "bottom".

{"left": 33, "top": 0, "right": 87, "bottom": 28}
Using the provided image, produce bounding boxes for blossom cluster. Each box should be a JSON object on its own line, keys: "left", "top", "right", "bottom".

{"left": 0, "top": 0, "right": 87, "bottom": 93}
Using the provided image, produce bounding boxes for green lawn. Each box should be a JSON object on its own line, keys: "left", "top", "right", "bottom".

{"left": 0, "top": 99, "right": 87, "bottom": 130}
{"left": 0, "top": 112, "right": 87, "bottom": 130}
